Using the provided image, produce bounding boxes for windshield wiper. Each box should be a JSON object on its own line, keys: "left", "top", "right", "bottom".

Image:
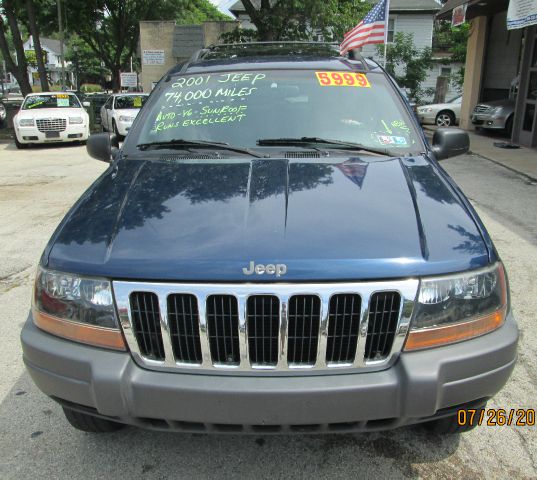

{"left": 257, "top": 137, "right": 392, "bottom": 156}
{"left": 137, "top": 139, "right": 265, "bottom": 158}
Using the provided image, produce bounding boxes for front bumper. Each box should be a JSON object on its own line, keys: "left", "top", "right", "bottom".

{"left": 471, "top": 113, "right": 508, "bottom": 130}
{"left": 21, "top": 312, "right": 518, "bottom": 433}
{"left": 15, "top": 125, "right": 89, "bottom": 144}
{"left": 116, "top": 121, "right": 132, "bottom": 136}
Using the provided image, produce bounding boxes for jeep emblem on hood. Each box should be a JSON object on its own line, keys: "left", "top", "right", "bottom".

{"left": 242, "top": 261, "right": 287, "bottom": 277}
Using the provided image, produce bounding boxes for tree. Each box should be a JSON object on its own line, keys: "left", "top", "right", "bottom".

{"left": 0, "top": 0, "right": 32, "bottom": 95}
{"left": 232, "top": 0, "right": 371, "bottom": 41}
{"left": 24, "top": 0, "right": 49, "bottom": 91}
{"left": 379, "top": 32, "right": 433, "bottom": 102}
{"left": 175, "top": 0, "right": 231, "bottom": 25}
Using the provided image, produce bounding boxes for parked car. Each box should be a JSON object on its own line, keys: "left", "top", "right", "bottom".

{"left": 100, "top": 93, "right": 149, "bottom": 138}
{"left": 471, "top": 99, "right": 515, "bottom": 135}
{"left": 13, "top": 92, "right": 90, "bottom": 148}
{"left": 417, "top": 95, "right": 461, "bottom": 127}
{"left": 22, "top": 42, "right": 518, "bottom": 436}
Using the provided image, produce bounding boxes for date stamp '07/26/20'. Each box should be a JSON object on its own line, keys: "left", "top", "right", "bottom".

{"left": 457, "top": 408, "right": 536, "bottom": 427}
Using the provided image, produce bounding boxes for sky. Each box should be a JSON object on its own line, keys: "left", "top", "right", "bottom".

{"left": 208, "top": 0, "right": 236, "bottom": 16}
{"left": 208, "top": 0, "right": 381, "bottom": 17}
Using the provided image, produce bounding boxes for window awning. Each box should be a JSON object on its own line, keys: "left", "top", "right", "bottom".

{"left": 437, "top": 0, "right": 509, "bottom": 20}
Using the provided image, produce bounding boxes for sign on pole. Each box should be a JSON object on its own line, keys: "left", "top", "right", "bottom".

{"left": 452, "top": 3, "right": 467, "bottom": 27}
{"left": 142, "top": 50, "right": 165, "bottom": 65}
{"left": 507, "top": 0, "right": 537, "bottom": 30}
{"left": 120, "top": 72, "right": 138, "bottom": 88}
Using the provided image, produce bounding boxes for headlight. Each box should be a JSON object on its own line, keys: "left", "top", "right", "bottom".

{"left": 69, "top": 116, "right": 84, "bottom": 124}
{"left": 19, "top": 118, "right": 35, "bottom": 127}
{"left": 492, "top": 107, "right": 503, "bottom": 115}
{"left": 405, "top": 262, "right": 507, "bottom": 351}
{"left": 32, "top": 266, "right": 125, "bottom": 350}
{"left": 119, "top": 115, "right": 134, "bottom": 122}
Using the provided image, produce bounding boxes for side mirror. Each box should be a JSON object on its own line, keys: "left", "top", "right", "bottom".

{"left": 82, "top": 101, "right": 90, "bottom": 107}
{"left": 86, "top": 133, "right": 119, "bottom": 163}
{"left": 431, "top": 128, "right": 469, "bottom": 160}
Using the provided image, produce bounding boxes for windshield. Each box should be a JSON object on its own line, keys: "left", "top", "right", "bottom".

{"left": 22, "top": 93, "right": 81, "bottom": 110}
{"left": 129, "top": 69, "right": 421, "bottom": 153}
{"left": 449, "top": 96, "right": 462, "bottom": 104}
{"left": 115, "top": 95, "right": 148, "bottom": 109}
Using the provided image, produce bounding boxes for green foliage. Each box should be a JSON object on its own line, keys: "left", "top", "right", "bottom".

{"left": 65, "top": 35, "right": 110, "bottom": 87}
{"left": 433, "top": 21, "right": 469, "bottom": 63}
{"left": 175, "top": 0, "right": 232, "bottom": 24}
{"left": 80, "top": 83, "right": 103, "bottom": 93}
{"left": 24, "top": 49, "right": 47, "bottom": 67}
{"left": 379, "top": 32, "right": 433, "bottom": 103}
{"left": 230, "top": 0, "right": 371, "bottom": 41}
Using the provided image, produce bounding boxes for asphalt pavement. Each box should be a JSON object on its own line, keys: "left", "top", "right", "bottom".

{"left": 0, "top": 143, "right": 535, "bottom": 479}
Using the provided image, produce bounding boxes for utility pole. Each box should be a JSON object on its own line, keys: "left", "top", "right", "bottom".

{"left": 57, "top": 0, "right": 66, "bottom": 88}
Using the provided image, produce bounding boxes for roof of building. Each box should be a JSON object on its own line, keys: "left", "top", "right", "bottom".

{"left": 40, "top": 38, "right": 62, "bottom": 54}
{"left": 230, "top": 0, "right": 441, "bottom": 14}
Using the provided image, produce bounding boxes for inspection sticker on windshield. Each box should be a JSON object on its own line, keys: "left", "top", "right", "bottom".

{"left": 133, "top": 97, "right": 142, "bottom": 107}
{"left": 316, "top": 72, "right": 371, "bottom": 88}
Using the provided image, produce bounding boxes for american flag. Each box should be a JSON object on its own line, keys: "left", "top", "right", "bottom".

{"left": 339, "top": 0, "right": 390, "bottom": 55}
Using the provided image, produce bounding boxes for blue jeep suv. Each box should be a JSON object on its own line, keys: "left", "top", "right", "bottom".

{"left": 21, "top": 43, "right": 518, "bottom": 435}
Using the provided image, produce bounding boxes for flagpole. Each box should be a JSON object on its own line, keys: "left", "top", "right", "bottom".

{"left": 383, "top": 0, "right": 390, "bottom": 68}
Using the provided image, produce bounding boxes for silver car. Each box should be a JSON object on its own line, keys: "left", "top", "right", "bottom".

{"left": 417, "top": 95, "right": 461, "bottom": 127}
{"left": 471, "top": 99, "right": 515, "bottom": 134}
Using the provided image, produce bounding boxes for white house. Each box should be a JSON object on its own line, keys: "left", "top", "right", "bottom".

{"left": 229, "top": 0, "right": 461, "bottom": 101}
{"left": 22, "top": 36, "right": 75, "bottom": 88}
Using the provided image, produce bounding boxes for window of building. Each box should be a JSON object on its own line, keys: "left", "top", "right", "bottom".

{"left": 441, "top": 67, "right": 452, "bottom": 76}
{"left": 387, "top": 18, "right": 396, "bottom": 43}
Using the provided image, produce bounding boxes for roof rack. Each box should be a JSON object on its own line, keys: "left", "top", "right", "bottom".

{"left": 175, "top": 41, "right": 370, "bottom": 75}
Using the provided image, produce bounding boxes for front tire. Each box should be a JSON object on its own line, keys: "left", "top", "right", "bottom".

{"left": 436, "top": 111, "right": 455, "bottom": 127}
{"left": 62, "top": 407, "right": 124, "bottom": 433}
{"left": 112, "top": 120, "right": 123, "bottom": 141}
{"left": 14, "top": 136, "right": 27, "bottom": 149}
{"left": 423, "top": 402, "right": 487, "bottom": 434}
{"left": 505, "top": 116, "right": 513, "bottom": 136}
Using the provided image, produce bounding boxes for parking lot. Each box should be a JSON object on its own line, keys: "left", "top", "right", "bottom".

{"left": 0, "top": 142, "right": 536, "bottom": 479}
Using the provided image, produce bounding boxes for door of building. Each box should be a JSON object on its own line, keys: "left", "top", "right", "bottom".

{"left": 517, "top": 27, "right": 537, "bottom": 148}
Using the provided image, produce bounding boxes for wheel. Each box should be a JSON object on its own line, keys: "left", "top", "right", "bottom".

{"left": 422, "top": 403, "right": 487, "bottom": 434}
{"left": 435, "top": 111, "right": 455, "bottom": 127}
{"left": 14, "top": 136, "right": 27, "bottom": 149}
{"left": 505, "top": 116, "right": 513, "bottom": 136}
{"left": 112, "top": 119, "right": 123, "bottom": 141}
{"left": 62, "top": 407, "right": 124, "bottom": 433}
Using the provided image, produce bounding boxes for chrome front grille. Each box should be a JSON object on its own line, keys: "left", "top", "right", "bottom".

{"left": 474, "top": 105, "right": 492, "bottom": 114}
{"left": 36, "top": 118, "right": 67, "bottom": 132}
{"left": 113, "top": 280, "right": 418, "bottom": 374}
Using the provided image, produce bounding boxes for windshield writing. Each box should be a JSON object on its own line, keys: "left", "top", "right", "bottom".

{"left": 23, "top": 94, "right": 81, "bottom": 109}
{"left": 133, "top": 70, "right": 420, "bottom": 152}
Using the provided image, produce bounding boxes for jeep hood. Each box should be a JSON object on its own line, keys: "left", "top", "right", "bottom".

{"left": 46, "top": 156, "right": 490, "bottom": 281}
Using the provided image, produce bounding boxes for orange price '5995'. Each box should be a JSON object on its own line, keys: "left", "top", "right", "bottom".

{"left": 315, "top": 71, "right": 371, "bottom": 88}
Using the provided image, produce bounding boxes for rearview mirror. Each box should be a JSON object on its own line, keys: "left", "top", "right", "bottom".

{"left": 86, "top": 133, "right": 119, "bottom": 163}
{"left": 431, "top": 128, "right": 469, "bottom": 160}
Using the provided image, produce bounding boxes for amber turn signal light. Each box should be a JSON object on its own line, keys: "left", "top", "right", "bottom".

{"left": 404, "top": 308, "right": 506, "bottom": 351}
{"left": 33, "top": 309, "right": 127, "bottom": 351}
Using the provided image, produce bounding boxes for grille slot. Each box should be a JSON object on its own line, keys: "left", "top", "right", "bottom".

{"left": 207, "top": 295, "right": 240, "bottom": 365}
{"left": 287, "top": 295, "right": 321, "bottom": 365}
{"left": 284, "top": 151, "right": 321, "bottom": 158}
{"left": 129, "top": 292, "right": 165, "bottom": 360}
{"left": 326, "top": 294, "right": 361, "bottom": 364}
{"left": 365, "top": 292, "right": 401, "bottom": 361}
{"left": 247, "top": 295, "right": 279, "bottom": 366}
{"left": 167, "top": 294, "right": 202, "bottom": 364}
{"left": 36, "top": 118, "right": 67, "bottom": 132}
